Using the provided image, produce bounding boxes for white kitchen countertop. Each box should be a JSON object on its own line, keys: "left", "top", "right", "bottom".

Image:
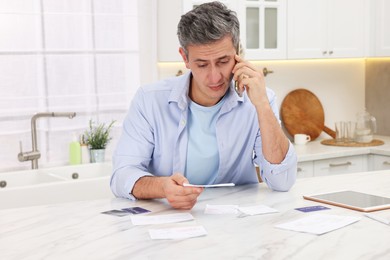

{"left": 295, "top": 135, "right": 390, "bottom": 162}
{"left": 1, "top": 170, "right": 390, "bottom": 259}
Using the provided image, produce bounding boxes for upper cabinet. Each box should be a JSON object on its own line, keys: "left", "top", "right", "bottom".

{"left": 287, "top": 0, "right": 367, "bottom": 59}
{"left": 157, "top": 0, "right": 183, "bottom": 62}
{"left": 159, "top": 0, "right": 286, "bottom": 61}
{"left": 184, "top": 0, "right": 287, "bottom": 60}
{"left": 158, "top": 0, "right": 386, "bottom": 62}
{"left": 371, "top": 0, "right": 390, "bottom": 56}
{"left": 238, "top": 0, "right": 286, "bottom": 60}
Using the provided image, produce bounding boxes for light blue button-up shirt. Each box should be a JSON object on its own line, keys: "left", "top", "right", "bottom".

{"left": 111, "top": 72, "right": 297, "bottom": 200}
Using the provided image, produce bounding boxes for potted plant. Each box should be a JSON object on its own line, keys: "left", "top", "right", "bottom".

{"left": 84, "top": 119, "right": 115, "bottom": 163}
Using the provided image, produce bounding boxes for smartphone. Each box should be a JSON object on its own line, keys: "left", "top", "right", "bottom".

{"left": 234, "top": 74, "right": 241, "bottom": 97}
{"left": 234, "top": 43, "right": 242, "bottom": 97}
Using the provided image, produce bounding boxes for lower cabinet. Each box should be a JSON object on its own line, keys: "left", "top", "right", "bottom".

{"left": 297, "top": 161, "right": 314, "bottom": 178}
{"left": 314, "top": 155, "right": 368, "bottom": 176}
{"left": 297, "top": 154, "right": 390, "bottom": 178}
{"left": 368, "top": 155, "right": 390, "bottom": 171}
{"left": 297, "top": 155, "right": 369, "bottom": 178}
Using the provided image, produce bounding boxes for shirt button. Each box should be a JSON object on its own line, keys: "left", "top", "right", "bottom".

{"left": 181, "top": 120, "right": 186, "bottom": 125}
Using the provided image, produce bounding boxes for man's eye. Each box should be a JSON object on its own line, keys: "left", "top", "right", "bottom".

{"left": 198, "top": 64, "right": 207, "bottom": 68}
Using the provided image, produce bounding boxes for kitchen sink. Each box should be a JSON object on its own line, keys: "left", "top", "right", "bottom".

{"left": 45, "top": 163, "right": 112, "bottom": 180}
{"left": 0, "top": 170, "right": 65, "bottom": 188}
{"left": 0, "top": 162, "right": 114, "bottom": 210}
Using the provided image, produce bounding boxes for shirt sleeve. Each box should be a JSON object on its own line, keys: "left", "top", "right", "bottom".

{"left": 253, "top": 88, "right": 297, "bottom": 191}
{"left": 110, "top": 88, "right": 154, "bottom": 200}
{"left": 256, "top": 141, "right": 297, "bottom": 191}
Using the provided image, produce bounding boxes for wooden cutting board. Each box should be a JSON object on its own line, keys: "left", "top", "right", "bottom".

{"left": 280, "top": 89, "right": 336, "bottom": 140}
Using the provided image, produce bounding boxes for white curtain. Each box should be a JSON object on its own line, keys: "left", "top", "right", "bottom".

{"left": 0, "top": 0, "right": 140, "bottom": 171}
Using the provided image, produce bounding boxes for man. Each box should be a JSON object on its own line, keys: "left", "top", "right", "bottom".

{"left": 111, "top": 1, "right": 297, "bottom": 210}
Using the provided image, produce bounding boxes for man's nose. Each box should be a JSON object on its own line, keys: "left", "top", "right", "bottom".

{"left": 209, "top": 65, "right": 222, "bottom": 83}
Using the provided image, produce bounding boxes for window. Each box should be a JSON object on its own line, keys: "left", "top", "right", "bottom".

{"left": 0, "top": 0, "right": 140, "bottom": 171}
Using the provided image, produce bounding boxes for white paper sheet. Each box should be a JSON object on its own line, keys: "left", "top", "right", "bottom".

{"left": 130, "top": 213, "right": 194, "bottom": 226}
{"left": 364, "top": 213, "right": 390, "bottom": 225}
{"left": 275, "top": 214, "right": 361, "bottom": 235}
{"left": 238, "top": 205, "right": 279, "bottom": 216}
{"left": 204, "top": 204, "right": 239, "bottom": 214}
{"left": 149, "top": 226, "right": 207, "bottom": 240}
{"left": 183, "top": 183, "right": 235, "bottom": 188}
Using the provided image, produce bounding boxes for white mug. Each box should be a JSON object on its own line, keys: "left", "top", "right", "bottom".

{"left": 294, "top": 134, "right": 311, "bottom": 145}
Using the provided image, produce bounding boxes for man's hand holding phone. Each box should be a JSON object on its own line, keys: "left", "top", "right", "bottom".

{"left": 232, "top": 55, "right": 267, "bottom": 107}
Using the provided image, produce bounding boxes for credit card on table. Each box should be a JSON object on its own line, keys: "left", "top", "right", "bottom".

{"left": 101, "top": 207, "right": 150, "bottom": 217}
{"left": 295, "top": 205, "right": 330, "bottom": 213}
{"left": 122, "top": 207, "right": 151, "bottom": 214}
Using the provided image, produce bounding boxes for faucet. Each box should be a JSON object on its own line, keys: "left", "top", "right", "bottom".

{"left": 18, "top": 112, "right": 76, "bottom": 169}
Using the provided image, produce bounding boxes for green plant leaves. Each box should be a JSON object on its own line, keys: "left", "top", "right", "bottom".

{"left": 85, "top": 119, "right": 116, "bottom": 149}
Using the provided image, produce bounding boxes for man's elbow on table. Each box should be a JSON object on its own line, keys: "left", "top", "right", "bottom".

{"left": 262, "top": 168, "right": 297, "bottom": 192}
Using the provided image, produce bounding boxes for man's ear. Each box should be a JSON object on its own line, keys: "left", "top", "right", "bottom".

{"left": 179, "top": 47, "right": 190, "bottom": 69}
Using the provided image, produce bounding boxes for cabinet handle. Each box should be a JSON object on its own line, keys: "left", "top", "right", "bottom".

{"left": 329, "top": 51, "right": 333, "bottom": 55}
{"left": 383, "top": 161, "right": 390, "bottom": 166}
{"left": 263, "top": 67, "right": 274, "bottom": 77}
{"left": 297, "top": 167, "right": 302, "bottom": 172}
{"left": 329, "top": 162, "right": 352, "bottom": 167}
{"left": 322, "top": 51, "right": 327, "bottom": 55}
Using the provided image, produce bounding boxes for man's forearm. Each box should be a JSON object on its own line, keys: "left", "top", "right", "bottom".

{"left": 256, "top": 103, "right": 289, "bottom": 164}
{"left": 132, "top": 176, "right": 167, "bottom": 199}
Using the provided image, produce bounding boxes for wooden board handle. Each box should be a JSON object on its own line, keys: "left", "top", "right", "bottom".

{"left": 323, "top": 125, "right": 336, "bottom": 139}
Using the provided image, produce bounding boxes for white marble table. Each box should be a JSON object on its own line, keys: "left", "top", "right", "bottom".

{"left": 1, "top": 170, "right": 390, "bottom": 259}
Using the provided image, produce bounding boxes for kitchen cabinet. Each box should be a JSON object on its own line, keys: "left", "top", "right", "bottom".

{"left": 159, "top": 0, "right": 286, "bottom": 61}
{"left": 368, "top": 154, "right": 390, "bottom": 171}
{"left": 371, "top": 0, "right": 390, "bottom": 56}
{"left": 297, "top": 155, "right": 368, "bottom": 178}
{"left": 287, "top": 0, "right": 367, "bottom": 59}
{"left": 297, "top": 161, "right": 314, "bottom": 178}
{"left": 157, "top": 0, "right": 183, "bottom": 62}
{"left": 237, "top": 0, "right": 286, "bottom": 60}
{"left": 313, "top": 155, "right": 368, "bottom": 176}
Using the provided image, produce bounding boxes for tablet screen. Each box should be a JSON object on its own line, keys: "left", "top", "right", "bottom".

{"left": 303, "top": 190, "right": 390, "bottom": 212}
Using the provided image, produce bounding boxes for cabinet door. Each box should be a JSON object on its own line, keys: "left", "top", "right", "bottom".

{"left": 297, "top": 161, "right": 314, "bottom": 178}
{"left": 288, "top": 0, "right": 366, "bottom": 59}
{"left": 369, "top": 155, "right": 390, "bottom": 171}
{"left": 373, "top": 0, "right": 390, "bottom": 56}
{"left": 157, "top": 0, "right": 183, "bottom": 62}
{"left": 328, "top": 0, "right": 366, "bottom": 58}
{"left": 287, "top": 0, "right": 327, "bottom": 59}
{"left": 314, "top": 155, "right": 368, "bottom": 176}
{"left": 240, "top": 0, "right": 287, "bottom": 60}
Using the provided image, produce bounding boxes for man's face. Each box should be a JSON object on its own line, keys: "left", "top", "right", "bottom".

{"left": 180, "top": 36, "right": 236, "bottom": 107}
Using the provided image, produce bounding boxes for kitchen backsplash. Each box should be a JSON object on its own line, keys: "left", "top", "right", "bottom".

{"left": 366, "top": 59, "right": 390, "bottom": 136}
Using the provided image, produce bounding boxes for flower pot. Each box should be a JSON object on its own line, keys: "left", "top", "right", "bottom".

{"left": 90, "top": 149, "right": 105, "bottom": 163}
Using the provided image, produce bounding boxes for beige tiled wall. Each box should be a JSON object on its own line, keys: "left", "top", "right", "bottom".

{"left": 366, "top": 59, "right": 390, "bottom": 135}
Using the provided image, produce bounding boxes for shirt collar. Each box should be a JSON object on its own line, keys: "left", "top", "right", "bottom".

{"left": 168, "top": 71, "right": 244, "bottom": 111}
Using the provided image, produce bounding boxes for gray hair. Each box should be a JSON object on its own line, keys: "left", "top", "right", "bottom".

{"left": 177, "top": 1, "right": 240, "bottom": 58}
